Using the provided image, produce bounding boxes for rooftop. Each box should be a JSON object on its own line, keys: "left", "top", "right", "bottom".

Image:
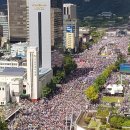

{"left": 39, "top": 68, "right": 52, "bottom": 78}
{"left": 0, "top": 67, "right": 26, "bottom": 76}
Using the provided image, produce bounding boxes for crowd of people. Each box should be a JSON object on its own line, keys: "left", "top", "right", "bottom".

{"left": 8, "top": 36, "right": 129, "bottom": 130}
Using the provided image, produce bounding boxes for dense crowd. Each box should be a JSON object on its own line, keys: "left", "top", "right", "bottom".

{"left": 8, "top": 36, "right": 129, "bottom": 130}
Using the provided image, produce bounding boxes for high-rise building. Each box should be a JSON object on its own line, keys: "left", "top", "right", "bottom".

{"left": 63, "top": 19, "right": 79, "bottom": 51}
{"left": 63, "top": 3, "right": 79, "bottom": 52}
{"left": 0, "top": 12, "right": 8, "bottom": 38}
{"left": 51, "top": 0, "right": 63, "bottom": 49}
{"left": 51, "top": 0, "right": 63, "bottom": 9}
{"left": 51, "top": 8, "right": 63, "bottom": 49}
{"left": 27, "top": 46, "right": 39, "bottom": 101}
{"left": 63, "top": 3, "right": 77, "bottom": 19}
{"left": 7, "top": 0, "right": 27, "bottom": 42}
{"left": 28, "top": 0, "right": 51, "bottom": 69}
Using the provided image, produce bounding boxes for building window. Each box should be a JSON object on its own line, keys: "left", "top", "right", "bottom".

{"left": 23, "top": 89, "right": 26, "bottom": 94}
{"left": 64, "top": 7, "right": 66, "bottom": 15}
{"left": 38, "top": 12, "right": 42, "bottom": 67}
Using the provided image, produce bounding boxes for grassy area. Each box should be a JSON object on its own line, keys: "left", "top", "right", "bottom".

{"left": 89, "top": 120, "right": 98, "bottom": 127}
{"left": 102, "top": 96, "right": 124, "bottom": 103}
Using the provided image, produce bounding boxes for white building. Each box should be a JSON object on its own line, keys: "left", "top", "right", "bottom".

{"left": 0, "top": 67, "right": 26, "bottom": 104}
{"left": 0, "top": 82, "right": 10, "bottom": 105}
{"left": 63, "top": 3, "right": 77, "bottom": 19}
{"left": 26, "top": 46, "right": 53, "bottom": 101}
{"left": 0, "top": 58, "right": 27, "bottom": 69}
{"left": 27, "top": 46, "right": 39, "bottom": 101}
{"left": 11, "top": 42, "right": 28, "bottom": 58}
{"left": 28, "top": 0, "right": 51, "bottom": 70}
{"left": 106, "top": 84, "right": 124, "bottom": 95}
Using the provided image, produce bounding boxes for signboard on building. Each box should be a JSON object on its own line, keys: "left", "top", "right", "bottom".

{"left": 66, "top": 26, "right": 74, "bottom": 33}
{"left": 120, "top": 63, "right": 130, "bottom": 74}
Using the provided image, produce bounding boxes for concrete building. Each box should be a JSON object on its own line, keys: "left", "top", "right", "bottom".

{"left": 27, "top": 46, "right": 39, "bottom": 101}
{"left": 28, "top": 0, "right": 51, "bottom": 69}
{"left": 63, "top": 19, "right": 79, "bottom": 52}
{"left": 63, "top": 3, "right": 79, "bottom": 52}
{"left": 0, "top": 57, "right": 27, "bottom": 69}
{"left": 0, "top": 12, "right": 8, "bottom": 38}
{"left": 0, "top": 82, "right": 10, "bottom": 105}
{"left": 11, "top": 42, "right": 28, "bottom": 58}
{"left": 7, "top": 0, "right": 27, "bottom": 42}
{"left": 63, "top": 3, "right": 77, "bottom": 19}
{"left": 51, "top": 8, "right": 63, "bottom": 49}
{"left": 51, "top": 0, "right": 63, "bottom": 49}
{"left": 0, "top": 67, "right": 26, "bottom": 104}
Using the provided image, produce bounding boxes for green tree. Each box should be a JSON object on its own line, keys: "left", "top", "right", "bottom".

{"left": 0, "top": 118, "right": 8, "bottom": 130}
{"left": 128, "top": 46, "right": 130, "bottom": 53}
{"left": 84, "top": 85, "right": 99, "bottom": 101}
{"left": 110, "top": 116, "right": 125, "bottom": 129}
{"left": 63, "top": 55, "right": 77, "bottom": 75}
{"left": 52, "top": 70, "right": 65, "bottom": 84}
{"left": 42, "top": 85, "right": 52, "bottom": 97}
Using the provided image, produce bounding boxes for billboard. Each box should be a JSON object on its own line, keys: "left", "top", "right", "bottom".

{"left": 120, "top": 63, "right": 130, "bottom": 74}
{"left": 66, "top": 26, "right": 74, "bottom": 33}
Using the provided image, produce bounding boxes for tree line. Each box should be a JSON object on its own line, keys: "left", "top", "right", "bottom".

{"left": 42, "top": 55, "right": 77, "bottom": 98}
{"left": 84, "top": 53, "right": 126, "bottom": 102}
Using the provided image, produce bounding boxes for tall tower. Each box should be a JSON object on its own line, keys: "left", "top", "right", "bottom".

{"left": 51, "top": 0, "right": 63, "bottom": 49}
{"left": 63, "top": 3, "right": 79, "bottom": 52}
{"left": 7, "top": 0, "right": 27, "bottom": 43}
{"left": 27, "top": 46, "right": 39, "bottom": 101}
{"left": 63, "top": 3, "right": 77, "bottom": 19}
{"left": 28, "top": 0, "right": 51, "bottom": 69}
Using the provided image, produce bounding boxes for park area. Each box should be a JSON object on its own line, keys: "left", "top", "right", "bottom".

{"left": 76, "top": 104, "right": 130, "bottom": 130}
{"left": 102, "top": 96, "right": 124, "bottom": 103}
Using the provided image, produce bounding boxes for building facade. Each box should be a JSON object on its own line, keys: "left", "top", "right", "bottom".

{"left": 63, "top": 3, "right": 77, "bottom": 19}
{"left": 63, "top": 19, "right": 79, "bottom": 52}
{"left": 63, "top": 3, "right": 79, "bottom": 52}
{"left": 51, "top": 8, "right": 63, "bottom": 49}
{"left": 51, "top": 0, "right": 63, "bottom": 49}
{"left": 27, "top": 46, "right": 39, "bottom": 101}
{"left": 0, "top": 12, "right": 8, "bottom": 38}
{"left": 28, "top": 0, "right": 51, "bottom": 69}
{"left": 7, "top": 0, "right": 27, "bottom": 42}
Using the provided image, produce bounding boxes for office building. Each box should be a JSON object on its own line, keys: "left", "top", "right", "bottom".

{"left": 0, "top": 12, "right": 8, "bottom": 38}
{"left": 27, "top": 46, "right": 39, "bottom": 101}
{"left": 51, "top": 8, "right": 63, "bottom": 49}
{"left": 63, "top": 19, "right": 79, "bottom": 52}
{"left": 51, "top": 0, "right": 63, "bottom": 9}
{"left": 28, "top": 0, "right": 51, "bottom": 69}
{"left": 63, "top": 3, "right": 79, "bottom": 52}
{"left": 7, "top": 0, "right": 27, "bottom": 42}
{"left": 11, "top": 42, "right": 28, "bottom": 58}
{"left": 51, "top": 0, "right": 63, "bottom": 49}
{"left": 63, "top": 3, "right": 77, "bottom": 19}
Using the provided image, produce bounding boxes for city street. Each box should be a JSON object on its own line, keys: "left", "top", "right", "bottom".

{"left": 8, "top": 36, "right": 129, "bottom": 130}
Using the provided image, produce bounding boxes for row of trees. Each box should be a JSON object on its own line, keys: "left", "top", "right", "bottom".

{"left": 42, "top": 55, "right": 77, "bottom": 97}
{"left": 84, "top": 64, "right": 116, "bottom": 102}
{"left": 84, "top": 53, "right": 126, "bottom": 102}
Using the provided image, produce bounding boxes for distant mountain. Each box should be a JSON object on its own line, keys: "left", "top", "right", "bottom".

{"left": 64, "top": 0, "right": 130, "bottom": 19}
